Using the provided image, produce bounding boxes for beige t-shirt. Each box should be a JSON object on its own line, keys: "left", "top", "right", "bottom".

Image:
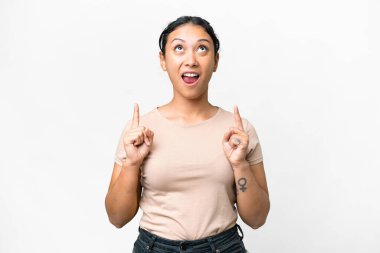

{"left": 114, "top": 106, "right": 263, "bottom": 240}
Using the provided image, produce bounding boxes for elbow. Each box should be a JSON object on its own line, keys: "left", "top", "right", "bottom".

{"left": 105, "top": 196, "right": 131, "bottom": 229}
{"left": 247, "top": 213, "right": 268, "bottom": 229}
{"left": 241, "top": 215, "right": 267, "bottom": 230}
{"left": 249, "top": 202, "right": 270, "bottom": 229}
{"left": 109, "top": 217, "right": 127, "bottom": 229}
{"left": 249, "top": 219, "right": 266, "bottom": 229}
{"left": 106, "top": 209, "right": 131, "bottom": 229}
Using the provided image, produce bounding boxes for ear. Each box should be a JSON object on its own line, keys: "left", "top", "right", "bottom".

{"left": 213, "top": 52, "right": 219, "bottom": 72}
{"left": 159, "top": 51, "right": 167, "bottom": 71}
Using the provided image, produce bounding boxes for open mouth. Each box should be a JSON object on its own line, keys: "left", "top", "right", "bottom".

{"left": 182, "top": 72, "right": 200, "bottom": 85}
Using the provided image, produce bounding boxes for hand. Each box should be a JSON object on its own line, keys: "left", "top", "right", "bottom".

{"left": 222, "top": 105, "right": 249, "bottom": 168}
{"left": 122, "top": 103, "right": 154, "bottom": 167}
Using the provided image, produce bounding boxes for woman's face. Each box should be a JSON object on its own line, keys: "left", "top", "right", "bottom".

{"left": 159, "top": 23, "right": 219, "bottom": 99}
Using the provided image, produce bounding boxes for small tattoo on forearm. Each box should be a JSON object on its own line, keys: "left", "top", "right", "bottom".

{"left": 238, "top": 177, "right": 247, "bottom": 192}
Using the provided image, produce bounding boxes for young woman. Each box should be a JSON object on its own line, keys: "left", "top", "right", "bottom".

{"left": 105, "top": 16, "right": 270, "bottom": 253}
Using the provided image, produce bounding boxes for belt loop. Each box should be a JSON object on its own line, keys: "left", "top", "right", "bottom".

{"left": 236, "top": 224, "right": 244, "bottom": 241}
{"left": 139, "top": 227, "right": 157, "bottom": 252}
{"left": 207, "top": 237, "right": 218, "bottom": 253}
{"left": 147, "top": 234, "right": 157, "bottom": 251}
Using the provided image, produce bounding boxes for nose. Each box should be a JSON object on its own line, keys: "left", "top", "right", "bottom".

{"left": 184, "top": 51, "right": 198, "bottom": 67}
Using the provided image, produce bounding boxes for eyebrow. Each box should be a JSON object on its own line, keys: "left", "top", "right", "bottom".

{"left": 171, "top": 38, "right": 211, "bottom": 44}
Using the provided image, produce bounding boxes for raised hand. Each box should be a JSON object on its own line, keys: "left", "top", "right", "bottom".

{"left": 222, "top": 105, "right": 249, "bottom": 168}
{"left": 122, "top": 103, "right": 154, "bottom": 167}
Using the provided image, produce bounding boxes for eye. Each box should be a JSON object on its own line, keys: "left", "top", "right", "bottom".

{"left": 198, "top": 45, "right": 208, "bottom": 52}
{"left": 174, "top": 45, "right": 183, "bottom": 52}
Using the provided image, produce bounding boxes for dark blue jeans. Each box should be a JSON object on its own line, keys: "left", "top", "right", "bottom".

{"left": 132, "top": 224, "right": 248, "bottom": 253}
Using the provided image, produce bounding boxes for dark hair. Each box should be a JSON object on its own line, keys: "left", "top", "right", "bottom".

{"left": 159, "top": 16, "right": 220, "bottom": 57}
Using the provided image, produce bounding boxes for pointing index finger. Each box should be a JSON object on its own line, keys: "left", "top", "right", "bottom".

{"left": 132, "top": 103, "right": 139, "bottom": 128}
{"left": 234, "top": 105, "right": 244, "bottom": 130}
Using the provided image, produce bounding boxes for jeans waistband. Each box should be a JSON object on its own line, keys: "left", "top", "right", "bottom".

{"left": 137, "top": 224, "right": 244, "bottom": 252}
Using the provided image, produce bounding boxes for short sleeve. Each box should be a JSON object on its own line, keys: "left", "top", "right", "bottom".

{"left": 243, "top": 119, "right": 264, "bottom": 165}
{"left": 114, "top": 119, "right": 132, "bottom": 166}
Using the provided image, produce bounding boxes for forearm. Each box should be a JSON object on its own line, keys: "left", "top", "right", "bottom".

{"left": 233, "top": 161, "right": 270, "bottom": 229}
{"left": 105, "top": 164, "right": 141, "bottom": 228}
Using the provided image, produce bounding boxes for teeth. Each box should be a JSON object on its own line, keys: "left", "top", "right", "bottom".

{"left": 183, "top": 73, "right": 199, "bottom": 77}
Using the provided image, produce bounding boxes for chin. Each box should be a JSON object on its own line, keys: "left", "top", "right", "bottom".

{"left": 181, "top": 86, "right": 209, "bottom": 100}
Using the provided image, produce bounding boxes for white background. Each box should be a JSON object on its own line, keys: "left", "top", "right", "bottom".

{"left": 1, "top": 0, "right": 379, "bottom": 252}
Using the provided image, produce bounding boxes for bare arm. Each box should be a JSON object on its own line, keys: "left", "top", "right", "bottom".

{"left": 234, "top": 161, "right": 270, "bottom": 229}
{"left": 105, "top": 103, "right": 153, "bottom": 228}
{"left": 222, "top": 106, "right": 270, "bottom": 229}
{"left": 105, "top": 161, "right": 142, "bottom": 228}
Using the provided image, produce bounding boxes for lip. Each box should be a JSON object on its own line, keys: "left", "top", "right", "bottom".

{"left": 181, "top": 71, "right": 200, "bottom": 76}
{"left": 182, "top": 76, "right": 199, "bottom": 87}
{"left": 181, "top": 71, "right": 200, "bottom": 87}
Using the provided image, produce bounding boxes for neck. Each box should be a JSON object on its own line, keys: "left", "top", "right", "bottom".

{"left": 160, "top": 94, "right": 217, "bottom": 120}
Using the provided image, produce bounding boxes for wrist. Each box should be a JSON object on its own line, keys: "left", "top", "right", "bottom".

{"left": 120, "top": 162, "right": 141, "bottom": 182}
{"left": 122, "top": 159, "right": 142, "bottom": 171}
{"left": 232, "top": 160, "right": 250, "bottom": 172}
{"left": 122, "top": 157, "right": 141, "bottom": 166}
